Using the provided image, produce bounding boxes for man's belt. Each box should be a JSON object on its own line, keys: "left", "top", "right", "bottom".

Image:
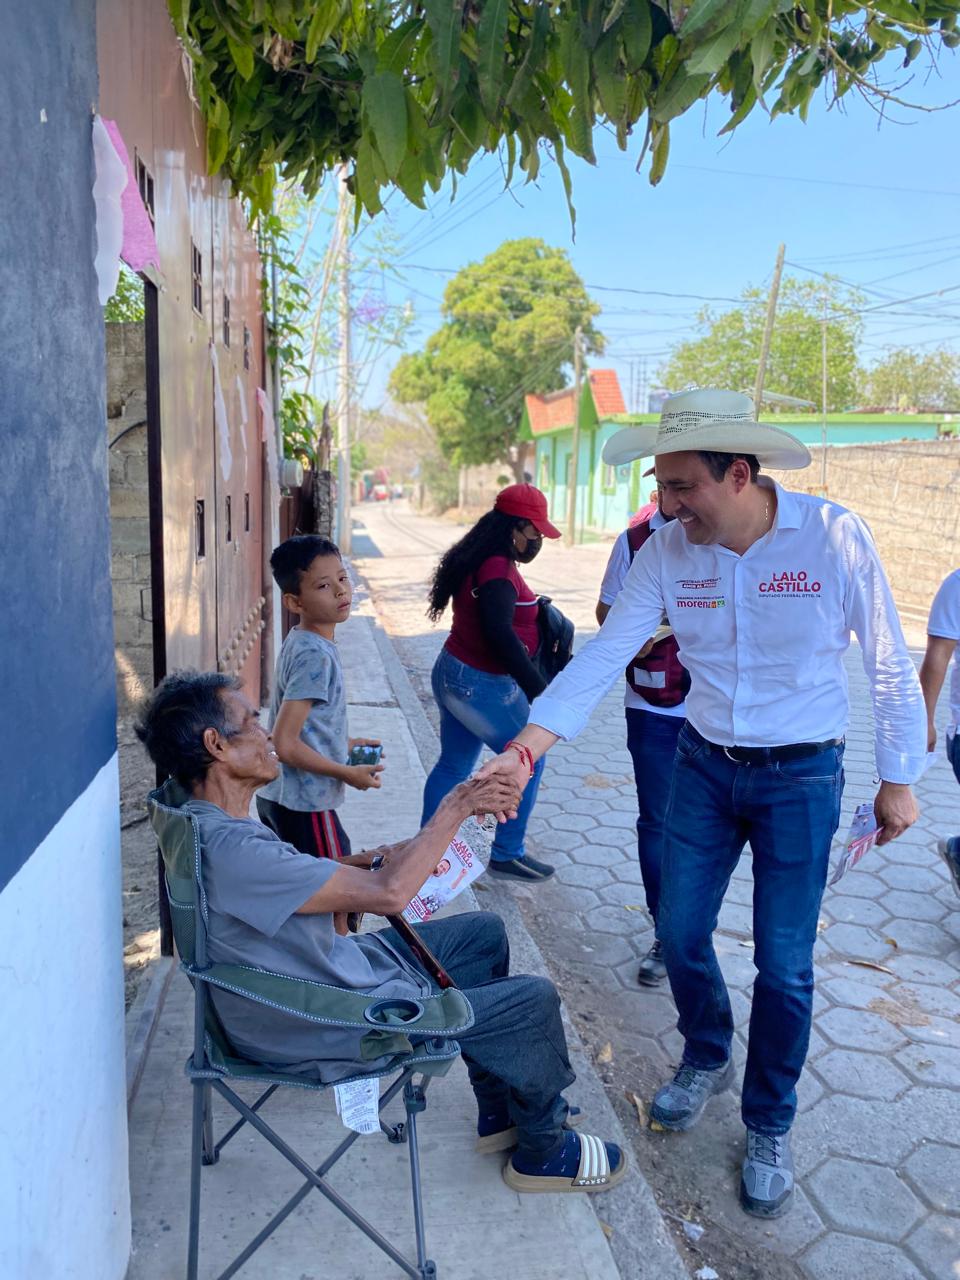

{"left": 691, "top": 726, "right": 843, "bottom": 764}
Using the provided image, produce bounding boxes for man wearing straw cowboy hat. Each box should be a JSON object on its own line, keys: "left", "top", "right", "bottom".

{"left": 480, "top": 387, "right": 926, "bottom": 1219}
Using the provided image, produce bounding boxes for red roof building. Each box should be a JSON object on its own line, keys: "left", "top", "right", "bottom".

{"left": 523, "top": 369, "right": 626, "bottom": 436}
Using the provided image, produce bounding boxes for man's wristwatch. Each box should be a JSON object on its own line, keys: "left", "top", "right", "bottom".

{"left": 370, "top": 853, "right": 386, "bottom": 871}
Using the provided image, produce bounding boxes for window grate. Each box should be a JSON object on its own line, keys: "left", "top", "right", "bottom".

{"left": 244, "top": 492, "right": 250, "bottom": 533}
{"left": 195, "top": 499, "right": 205, "bottom": 561}
{"left": 225, "top": 495, "right": 232, "bottom": 543}
{"left": 135, "top": 151, "right": 155, "bottom": 226}
{"left": 243, "top": 324, "right": 251, "bottom": 371}
{"left": 222, "top": 294, "right": 231, "bottom": 347}
{"left": 191, "top": 242, "right": 203, "bottom": 316}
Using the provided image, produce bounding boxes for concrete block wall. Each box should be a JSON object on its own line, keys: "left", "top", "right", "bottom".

{"left": 106, "top": 323, "right": 153, "bottom": 713}
{"left": 769, "top": 440, "right": 960, "bottom": 627}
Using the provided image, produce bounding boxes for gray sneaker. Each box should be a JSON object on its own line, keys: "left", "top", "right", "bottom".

{"left": 740, "top": 1129, "right": 794, "bottom": 1218}
{"left": 937, "top": 837, "right": 960, "bottom": 897}
{"left": 637, "top": 939, "right": 667, "bottom": 987}
{"left": 650, "top": 1060, "right": 734, "bottom": 1131}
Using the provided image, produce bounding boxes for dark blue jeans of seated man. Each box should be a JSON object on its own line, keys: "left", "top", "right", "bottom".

{"left": 377, "top": 911, "right": 574, "bottom": 1160}
{"left": 657, "top": 723, "right": 845, "bottom": 1136}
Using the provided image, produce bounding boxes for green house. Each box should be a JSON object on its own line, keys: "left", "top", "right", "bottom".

{"left": 521, "top": 370, "right": 657, "bottom": 540}
{"left": 522, "top": 372, "right": 953, "bottom": 541}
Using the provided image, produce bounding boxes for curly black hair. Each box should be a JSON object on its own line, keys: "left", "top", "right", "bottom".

{"left": 134, "top": 670, "right": 242, "bottom": 788}
{"left": 427, "top": 509, "right": 527, "bottom": 622}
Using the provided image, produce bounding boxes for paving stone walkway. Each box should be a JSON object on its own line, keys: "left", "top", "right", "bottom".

{"left": 520, "top": 655, "right": 960, "bottom": 1280}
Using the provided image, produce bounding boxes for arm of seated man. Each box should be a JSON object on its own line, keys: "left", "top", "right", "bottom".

{"left": 295, "top": 775, "right": 519, "bottom": 918}
{"left": 339, "top": 838, "right": 412, "bottom": 868}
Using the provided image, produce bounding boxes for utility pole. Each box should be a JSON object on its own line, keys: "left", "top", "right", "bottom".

{"left": 566, "top": 326, "right": 583, "bottom": 547}
{"left": 753, "top": 242, "right": 785, "bottom": 412}
{"left": 336, "top": 165, "right": 352, "bottom": 554}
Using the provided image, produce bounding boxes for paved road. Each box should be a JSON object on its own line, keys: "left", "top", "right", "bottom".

{"left": 354, "top": 500, "right": 960, "bottom": 1280}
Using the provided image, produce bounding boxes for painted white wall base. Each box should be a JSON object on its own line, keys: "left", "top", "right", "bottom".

{"left": 0, "top": 755, "right": 131, "bottom": 1280}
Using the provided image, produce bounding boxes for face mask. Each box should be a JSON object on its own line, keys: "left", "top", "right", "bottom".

{"left": 514, "top": 532, "right": 542, "bottom": 563}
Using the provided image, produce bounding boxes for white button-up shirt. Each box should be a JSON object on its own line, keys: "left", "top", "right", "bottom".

{"left": 531, "top": 480, "right": 926, "bottom": 784}
{"left": 928, "top": 568, "right": 960, "bottom": 729}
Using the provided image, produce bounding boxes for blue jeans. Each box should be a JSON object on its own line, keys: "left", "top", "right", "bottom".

{"left": 625, "top": 707, "right": 685, "bottom": 928}
{"left": 378, "top": 912, "right": 574, "bottom": 1158}
{"left": 948, "top": 729, "right": 960, "bottom": 786}
{"left": 659, "top": 723, "right": 844, "bottom": 1135}
{"left": 421, "top": 648, "right": 545, "bottom": 863}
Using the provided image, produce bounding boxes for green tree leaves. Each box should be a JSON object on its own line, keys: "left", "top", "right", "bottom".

{"left": 170, "top": 0, "right": 959, "bottom": 219}
{"left": 659, "top": 277, "right": 866, "bottom": 411}
{"left": 390, "top": 239, "right": 603, "bottom": 469}
{"left": 860, "top": 347, "right": 960, "bottom": 410}
{"left": 424, "top": 0, "right": 465, "bottom": 108}
{"left": 477, "top": 0, "right": 510, "bottom": 115}
{"left": 363, "top": 71, "right": 407, "bottom": 178}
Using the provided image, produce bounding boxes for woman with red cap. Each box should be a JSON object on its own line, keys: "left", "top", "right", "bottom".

{"left": 421, "top": 483, "right": 561, "bottom": 881}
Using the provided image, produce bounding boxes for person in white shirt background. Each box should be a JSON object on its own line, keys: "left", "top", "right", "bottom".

{"left": 482, "top": 388, "right": 925, "bottom": 1221}
{"left": 919, "top": 568, "right": 960, "bottom": 896}
{"left": 595, "top": 472, "right": 688, "bottom": 987}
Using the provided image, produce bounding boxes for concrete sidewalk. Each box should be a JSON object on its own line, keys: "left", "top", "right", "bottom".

{"left": 125, "top": 607, "right": 687, "bottom": 1280}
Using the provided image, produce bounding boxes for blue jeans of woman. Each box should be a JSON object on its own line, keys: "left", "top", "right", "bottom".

{"left": 421, "top": 648, "right": 545, "bottom": 863}
{"left": 625, "top": 706, "right": 685, "bottom": 928}
{"left": 658, "top": 723, "right": 844, "bottom": 1135}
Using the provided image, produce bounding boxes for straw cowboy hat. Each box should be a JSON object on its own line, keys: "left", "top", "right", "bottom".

{"left": 602, "top": 389, "right": 811, "bottom": 471}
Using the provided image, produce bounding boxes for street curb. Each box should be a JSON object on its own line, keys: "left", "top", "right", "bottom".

{"left": 125, "top": 953, "right": 175, "bottom": 1108}
{"left": 363, "top": 610, "right": 689, "bottom": 1280}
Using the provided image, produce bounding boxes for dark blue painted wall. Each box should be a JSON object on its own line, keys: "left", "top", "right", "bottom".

{"left": 0, "top": 0, "right": 117, "bottom": 893}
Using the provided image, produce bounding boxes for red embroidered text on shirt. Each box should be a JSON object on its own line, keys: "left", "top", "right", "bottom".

{"left": 758, "top": 571, "right": 822, "bottom": 595}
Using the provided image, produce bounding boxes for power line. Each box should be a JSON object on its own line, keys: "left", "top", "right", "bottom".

{"left": 863, "top": 254, "right": 960, "bottom": 288}
{"left": 673, "top": 164, "right": 960, "bottom": 200}
{"left": 793, "top": 232, "right": 960, "bottom": 266}
{"left": 391, "top": 170, "right": 508, "bottom": 261}
{"left": 401, "top": 263, "right": 748, "bottom": 306}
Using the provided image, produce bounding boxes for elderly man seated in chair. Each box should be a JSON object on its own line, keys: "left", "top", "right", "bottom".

{"left": 136, "top": 671, "right": 626, "bottom": 1195}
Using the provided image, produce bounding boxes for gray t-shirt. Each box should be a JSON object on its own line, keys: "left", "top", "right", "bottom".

{"left": 259, "top": 627, "right": 347, "bottom": 812}
{"left": 184, "top": 800, "right": 431, "bottom": 1082}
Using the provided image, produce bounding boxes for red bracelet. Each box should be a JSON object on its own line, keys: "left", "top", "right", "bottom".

{"left": 504, "top": 740, "right": 535, "bottom": 777}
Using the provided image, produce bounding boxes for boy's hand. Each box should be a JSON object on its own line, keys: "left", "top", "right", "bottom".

{"left": 343, "top": 763, "right": 385, "bottom": 791}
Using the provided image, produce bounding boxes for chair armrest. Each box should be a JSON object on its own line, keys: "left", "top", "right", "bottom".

{"left": 185, "top": 961, "right": 474, "bottom": 1037}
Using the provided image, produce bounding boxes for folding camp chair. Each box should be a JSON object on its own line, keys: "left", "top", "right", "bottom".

{"left": 148, "top": 780, "right": 475, "bottom": 1280}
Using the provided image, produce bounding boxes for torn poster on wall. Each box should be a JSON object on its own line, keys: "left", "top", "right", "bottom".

{"left": 92, "top": 117, "right": 160, "bottom": 305}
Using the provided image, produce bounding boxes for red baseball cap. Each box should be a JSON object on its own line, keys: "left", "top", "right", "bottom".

{"left": 494, "top": 483, "right": 562, "bottom": 539}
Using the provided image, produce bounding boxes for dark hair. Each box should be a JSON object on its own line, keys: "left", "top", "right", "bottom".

{"left": 270, "top": 535, "right": 341, "bottom": 595}
{"left": 697, "top": 451, "right": 760, "bottom": 483}
{"left": 427, "top": 509, "right": 526, "bottom": 622}
{"left": 134, "top": 670, "right": 242, "bottom": 788}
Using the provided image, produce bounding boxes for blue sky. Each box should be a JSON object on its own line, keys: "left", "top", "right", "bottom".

{"left": 315, "top": 57, "right": 960, "bottom": 412}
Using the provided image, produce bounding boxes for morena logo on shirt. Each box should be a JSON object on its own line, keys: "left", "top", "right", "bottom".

{"left": 758, "top": 570, "right": 822, "bottom": 596}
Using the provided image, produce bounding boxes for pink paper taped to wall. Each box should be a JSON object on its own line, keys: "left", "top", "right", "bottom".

{"left": 101, "top": 118, "right": 160, "bottom": 273}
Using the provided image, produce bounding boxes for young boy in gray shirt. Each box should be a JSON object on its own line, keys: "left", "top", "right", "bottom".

{"left": 257, "top": 537, "right": 383, "bottom": 925}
